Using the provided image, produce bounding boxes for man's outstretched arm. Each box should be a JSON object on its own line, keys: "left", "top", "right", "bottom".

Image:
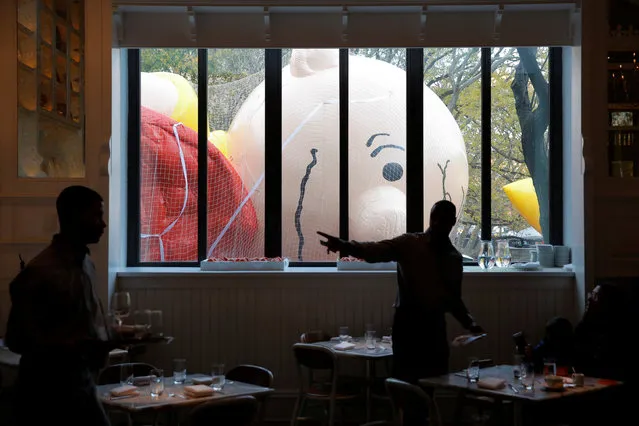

{"left": 317, "top": 231, "right": 407, "bottom": 263}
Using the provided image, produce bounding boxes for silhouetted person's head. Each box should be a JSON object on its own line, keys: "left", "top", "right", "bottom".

{"left": 429, "top": 200, "right": 457, "bottom": 239}
{"left": 544, "top": 316, "right": 574, "bottom": 346}
{"left": 56, "top": 185, "right": 106, "bottom": 245}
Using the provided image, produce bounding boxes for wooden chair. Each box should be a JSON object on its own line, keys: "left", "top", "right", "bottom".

{"left": 385, "top": 378, "right": 441, "bottom": 426}
{"left": 227, "top": 365, "right": 274, "bottom": 426}
{"left": 189, "top": 395, "right": 258, "bottom": 426}
{"left": 291, "top": 343, "right": 362, "bottom": 426}
{"left": 97, "top": 362, "right": 157, "bottom": 385}
{"left": 97, "top": 362, "right": 159, "bottom": 426}
{"left": 300, "top": 330, "right": 331, "bottom": 343}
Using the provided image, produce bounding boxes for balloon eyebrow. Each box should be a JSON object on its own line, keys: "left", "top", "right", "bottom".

{"left": 371, "top": 144, "right": 405, "bottom": 158}
{"left": 365, "top": 133, "right": 391, "bottom": 147}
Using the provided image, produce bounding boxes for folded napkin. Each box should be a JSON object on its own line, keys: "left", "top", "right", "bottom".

{"left": 330, "top": 336, "right": 353, "bottom": 342}
{"left": 192, "top": 376, "right": 213, "bottom": 385}
{"left": 110, "top": 385, "right": 139, "bottom": 397}
{"left": 477, "top": 378, "right": 506, "bottom": 390}
{"left": 334, "top": 341, "right": 356, "bottom": 351}
{"left": 382, "top": 336, "right": 392, "bottom": 343}
{"left": 183, "top": 384, "right": 215, "bottom": 398}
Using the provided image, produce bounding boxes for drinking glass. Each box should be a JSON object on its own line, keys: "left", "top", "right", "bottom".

{"left": 365, "top": 330, "right": 376, "bottom": 350}
{"left": 338, "top": 326, "right": 349, "bottom": 342}
{"left": 211, "top": 363, "right": 226, "bottom": 391}
{"left": 495, "top": 240, "right": 512, "bottom": 268}
{"left": 512, "top": 354, "right": 524, "bottom": 380}
{"left": 478, "top": 241, "right": 495, "bottom": 269}
{"left": 173, "top": 358, "right": 187, "bottom": 384}
{"left": 521, "top": 362, "right": 535, "bottom": 391}
{"left": 149, "top": 368, "right": 164, "bottom": 397}
{"left": 111, "top": 291, "right": 131, "bottom": 327}
{"left": 467, "top": 358, "right": 480, "bottom": 383}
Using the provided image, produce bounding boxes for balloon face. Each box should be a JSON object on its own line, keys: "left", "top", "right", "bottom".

{"left": 228, "top": 49, "right": 468, "bottom": 261}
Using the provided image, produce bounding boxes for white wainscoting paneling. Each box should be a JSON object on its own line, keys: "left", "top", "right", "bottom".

{"left": 116, "top": 268, "right": 576, "bottom": 391}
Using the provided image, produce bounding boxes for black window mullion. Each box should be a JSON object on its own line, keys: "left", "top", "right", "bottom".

{"left": 126, "top": 49, "right": 141, "bottom": 267}
{"left": 339, "top": 49, "right": 349, "bottom": 249}
{"left": 197, "top": 49, "right": 208, "bottom": 262}
{"left": 264, "top": 49, "right": 282, "bottom": 258}
{"left": 548, "top": 47, "right": 563, "bottom": 245}
{"left": 480, "top": 48, "right": 492, "bottom": 241}
{"left": 406, "top": 48, "right": 424, "bottom": 233}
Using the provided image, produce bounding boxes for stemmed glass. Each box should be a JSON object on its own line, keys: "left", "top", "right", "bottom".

{"left": 111, "top": 291, "right": 131, "bottom": 327}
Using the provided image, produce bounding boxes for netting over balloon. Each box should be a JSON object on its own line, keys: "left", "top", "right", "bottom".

{"left": 139, "top": 106, "right": 260, "bottom": 262}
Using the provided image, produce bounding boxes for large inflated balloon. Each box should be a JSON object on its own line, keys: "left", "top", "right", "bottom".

{"left": 503, "top": 178, "right": 541, "bottom": 233}
{"left": 227, "top": 49, "right": 468, "bottom": 261}
{"left": 140, "top": 72, "right": 230, "bottom": 157}
{"left": 140, "top": 106, "right": 259, "bottom": 261}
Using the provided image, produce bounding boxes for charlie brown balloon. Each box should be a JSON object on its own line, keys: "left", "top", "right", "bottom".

{"left": 226, "top": 49, "right": 468, "bottom": 261}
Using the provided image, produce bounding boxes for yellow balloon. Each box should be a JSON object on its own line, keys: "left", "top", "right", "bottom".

{"left": 151, "top": 72, "right": 208, "bottom": 136}
{"left": 209, "top": 130, "right": 229, "bottom": 158}
{"left": 503, "top": 178, "right": 541, "bottom": 233}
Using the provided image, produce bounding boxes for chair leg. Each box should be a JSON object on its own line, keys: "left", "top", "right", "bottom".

{"left": 328, "top": 396, "right": 336, "bottom": 426}
{"left": 291, "top": 392, "right": 304, "bottom": 426}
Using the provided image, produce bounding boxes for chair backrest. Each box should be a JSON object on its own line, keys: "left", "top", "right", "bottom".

{"left": 97, "top": 362, "right": 157, "bottom": 385}
{"left": 227, "top": 364, "right": 274, "bottom": 388}
{"left": 300, "top": 330, "right": 331, "bottom": 343}
{"left": 292, "top": 343, "right": 336, "bottom": 371}
{"left": 189, "top": 395, "right": 258, "bottom": 426}
{"left": 385, "top": 378, "right": 441, "bottom": 426}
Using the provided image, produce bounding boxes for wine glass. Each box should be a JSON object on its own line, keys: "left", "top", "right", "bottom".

{"left": 111, "top": 291, "right": 131, "bottom": 327}
{"left": 478, "top": 240, "right": 495, "bottom": 269}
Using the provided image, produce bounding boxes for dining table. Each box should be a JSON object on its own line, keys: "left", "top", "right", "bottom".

{"left": 310, "top": 338, "right": 393, "bottom": 423}
{"left": 419, "top": 364, "right": 623, "bottom": 426}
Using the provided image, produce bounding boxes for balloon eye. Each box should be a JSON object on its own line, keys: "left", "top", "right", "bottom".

{"left": 383, "top": 162, "right": 403, "bottom": 182}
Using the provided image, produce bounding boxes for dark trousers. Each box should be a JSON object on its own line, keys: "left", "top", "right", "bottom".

{"left": 391, "top": 308, "right": 449, "bottom": 426}
{"left": 12, "top": 356, "right": 110, "bottom": 426}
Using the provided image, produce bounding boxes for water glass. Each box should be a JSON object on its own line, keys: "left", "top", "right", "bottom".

{"left": 150, "top": 368, "right": 165, "bottom": 397}
{"left": 478, "top": 241, "right": 495, "bottom": 269}
{"left": 467, "top": 358, "right": 480, "bottom": 383}
{"left": 365, "top": 330, "right": 376, "bottom": 350}
{"left": 120, "top": 363, "right": 133, "bottom": 385}
{"left": 173, "top": 358, "right": 187, "bottom": 384}
{"left": 338, "top": 326, "right": 349, "bottom": 342}
{"left": 512, "top": 354, "right": 524, "bottom": 380}
{"left": 495, "top": 240, "right": 512, "bottom": 268}
{"left": 211, "top": 363, "right": 226, "bottom": 391}
{"left": 521, "top": 362, "right": 535, "bottom": 391}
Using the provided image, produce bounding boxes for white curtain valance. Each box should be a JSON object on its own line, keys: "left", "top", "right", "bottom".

{"left": 112, "top": 1, "right": 581, "bottom": 48}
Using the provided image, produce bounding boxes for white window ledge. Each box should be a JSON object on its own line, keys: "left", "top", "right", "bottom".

{"left": 115, "top": 266, "right": 574, "bottom": 278}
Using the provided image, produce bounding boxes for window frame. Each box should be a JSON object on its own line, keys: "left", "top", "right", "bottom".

{"left": 126, "top": 47, "right": 563, "bottom": 267}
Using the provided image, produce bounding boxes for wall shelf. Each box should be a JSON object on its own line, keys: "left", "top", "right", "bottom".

{"left": 16, "top": 0, "right": 85, "bottom": 179}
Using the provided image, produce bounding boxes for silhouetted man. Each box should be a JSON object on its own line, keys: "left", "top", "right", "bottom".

{"left": 318, "top": 200, "right": 484, "bottom": 384}
{"left": 6, "top": 185, "right": 112, "bottom": 426}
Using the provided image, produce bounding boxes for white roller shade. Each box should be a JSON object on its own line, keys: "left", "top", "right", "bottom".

{"left": 112, "top": 1, "right": 581, "bottom": 48}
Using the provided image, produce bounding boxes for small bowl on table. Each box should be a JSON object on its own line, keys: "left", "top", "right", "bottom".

{"left": 544, "top": 375, "right": 564, "bottom": 390}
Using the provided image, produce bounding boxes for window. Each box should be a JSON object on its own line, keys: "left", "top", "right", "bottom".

{"left": 127, "top": 47, "right": 562, "bottom": 266}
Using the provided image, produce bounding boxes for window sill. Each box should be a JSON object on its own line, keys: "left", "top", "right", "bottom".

{"left": 115, "top": 265, "right": 574, "bottom": 278}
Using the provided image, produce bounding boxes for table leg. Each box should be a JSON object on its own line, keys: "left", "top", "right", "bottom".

{"left": 452, "top": 390, "right": 466, "bottom": 426}
{"left": 366, "top": 359, "right": 372, "bottom": 423}
{"left": 513, "top": 400, "right": 524, "bottom": 426}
